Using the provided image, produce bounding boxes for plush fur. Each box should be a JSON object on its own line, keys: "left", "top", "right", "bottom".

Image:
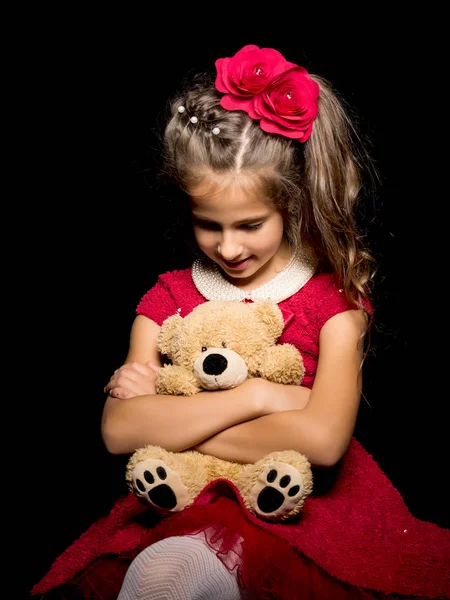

{"left": 126, "top": 300, "right": 313, "bottom": 522}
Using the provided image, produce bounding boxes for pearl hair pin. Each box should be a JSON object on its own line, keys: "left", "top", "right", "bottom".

{"left": 177, "top": 105, "right": 220, "bottom": 135}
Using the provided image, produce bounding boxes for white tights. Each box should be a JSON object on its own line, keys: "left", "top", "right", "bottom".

{"left": 118, "top": 534, "right": 246, "bottom": 599}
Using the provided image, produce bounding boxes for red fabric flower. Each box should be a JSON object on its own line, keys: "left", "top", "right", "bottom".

{"left": 249, "top": 67, "right": 320, "bottom": 142}
{"left": 215, "top": 45, "right": 320, "bottom": 142}
{"left": 215, "top": 44, "right": 296, "bottom": 112}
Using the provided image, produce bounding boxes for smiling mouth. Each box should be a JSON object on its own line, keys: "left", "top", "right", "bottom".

{"left": 222, "top": 257, "right": 251, "bottom": 268}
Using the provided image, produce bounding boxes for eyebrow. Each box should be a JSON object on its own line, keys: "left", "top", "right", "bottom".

{"left": 192, "top": 215, "right": 268, "bottom": 225}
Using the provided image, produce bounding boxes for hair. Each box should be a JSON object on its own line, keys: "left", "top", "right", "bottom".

{"left": 161, "top": 71, "right": 377, "bottom": 330}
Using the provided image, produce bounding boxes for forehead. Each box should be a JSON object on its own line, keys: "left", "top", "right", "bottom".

{"left": 189, "top": 172, "right": 273, "bottom": 220}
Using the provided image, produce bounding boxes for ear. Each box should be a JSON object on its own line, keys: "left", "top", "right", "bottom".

{"left": 157, "top": 313, "right": 183, "bottom": 357}
{"left": 250, "top": 300, "right": 284, "bottom": 340}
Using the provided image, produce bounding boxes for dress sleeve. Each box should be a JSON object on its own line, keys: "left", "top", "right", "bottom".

{"left": 315, "top": 277, "right": 373, "bottom": 332}
{"left": 136, "top": 277, "right": 179, "bottom": 326}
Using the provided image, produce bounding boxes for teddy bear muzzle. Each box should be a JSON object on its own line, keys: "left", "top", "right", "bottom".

{"left": 194, "top": 347, "right": 248, "bottom": 390}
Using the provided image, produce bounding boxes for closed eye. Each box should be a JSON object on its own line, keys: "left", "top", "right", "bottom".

{"left": 195, "top": 221, "right": 221, "bottom": 231}
{"left": 193, "top": 218, "right": 265, "bottom": 231}
{"left": 241, "top": 223, "right": 263, "bottom": 230}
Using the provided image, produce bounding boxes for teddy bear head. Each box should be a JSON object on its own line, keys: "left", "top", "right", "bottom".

{"left": 156, "top": 299, "right": 304, "bottom": 394}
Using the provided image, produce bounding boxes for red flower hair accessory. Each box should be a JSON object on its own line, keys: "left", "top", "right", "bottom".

{"left": 215, "top": 44, "right": 320, "bottom": 142}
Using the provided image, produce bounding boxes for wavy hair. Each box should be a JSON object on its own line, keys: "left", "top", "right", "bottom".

{"left": 162, "top": 72, "right": 377, "bottom": 325}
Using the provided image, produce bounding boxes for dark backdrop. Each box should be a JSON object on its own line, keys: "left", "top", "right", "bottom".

{"left": 24, "top": 17, "right": 448, "bottom": 598}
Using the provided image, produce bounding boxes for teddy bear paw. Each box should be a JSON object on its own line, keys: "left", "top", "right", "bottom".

{"left": 131, "top": 459, "right": 192, "bottom": 514}
{"left": 249, "top": 462, "right": 307, "bottom": 521}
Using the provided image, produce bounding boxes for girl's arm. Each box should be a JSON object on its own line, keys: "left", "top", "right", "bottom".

{"left": 101, "top": 316, "right": 307, "bottom": 455}
{"left": 193, "top": 309, "right": 366, "bottom": 467}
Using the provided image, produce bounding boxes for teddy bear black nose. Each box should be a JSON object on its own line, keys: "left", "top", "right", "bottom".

{"left": 203, "top": 353, "right": 228, "bottom": 375}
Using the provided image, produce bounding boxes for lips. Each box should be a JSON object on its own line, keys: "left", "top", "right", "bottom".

{"left": 221, "top": 256, "right": 253, "bottom": 271}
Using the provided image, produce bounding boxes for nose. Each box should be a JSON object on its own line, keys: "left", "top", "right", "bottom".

{"left": 203, "top": 353, "right": 228, "bottom": 376}
{"left": 218, "top": 231, "right": 243, "bottom": 261}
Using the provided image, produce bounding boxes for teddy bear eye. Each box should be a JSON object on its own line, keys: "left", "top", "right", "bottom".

{"left": 201, "top": 346, "right": 207, "bottom": 352}
{"left": 222, "top": 342, "right": 227, "bottom": 348}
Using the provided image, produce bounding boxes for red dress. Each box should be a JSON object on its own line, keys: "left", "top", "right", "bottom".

{"left": 32, "top": 268, "right": 450, "bottom": 599}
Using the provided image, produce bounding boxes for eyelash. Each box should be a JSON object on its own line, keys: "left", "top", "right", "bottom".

{"left": 196, "top": 222, "right": 263, "bottom": 231}
{"left": 243, "top": 223, "right": 263, "bottom": 230}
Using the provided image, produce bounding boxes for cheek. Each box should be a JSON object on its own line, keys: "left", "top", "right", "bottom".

{"left": 258, "top": 222, "right": 284, "bottom": 250}
{"left": 193, "top": 228, "right": 213, "bottom": 249}
{"left": 273, "top": 215, "right": 285, "bottom": 237}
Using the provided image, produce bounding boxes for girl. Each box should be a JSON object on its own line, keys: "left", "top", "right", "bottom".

{"left": 32, "top": 44, "right": 450, "bottom": 600}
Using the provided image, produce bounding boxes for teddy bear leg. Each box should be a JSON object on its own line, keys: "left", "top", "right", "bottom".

{"left": 235, "top": 450, "right": 313, "bottom": 522}
{"left": 127, "top": 447, "right": 207, "bottom": 515}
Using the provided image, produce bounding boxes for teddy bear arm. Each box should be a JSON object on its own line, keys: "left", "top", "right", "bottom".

{"left": 156, "top": 365, "right": 203, "bottom": 396}
{"left": 255, "top": 344, "right": 305, "bottom": 385}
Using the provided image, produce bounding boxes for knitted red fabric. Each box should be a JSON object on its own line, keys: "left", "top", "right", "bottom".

{"left": 31, "top": 269, "right": 450, "bottom": 598}
{"left": 135, "top": 268, "right": 364, "bottom": 390}
{"left": 31, "top": 439, "right": 450, "bottom": 599}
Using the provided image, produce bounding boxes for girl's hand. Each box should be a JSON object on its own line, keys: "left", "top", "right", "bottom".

{"left": 104, "top": 361, "right": 160, "bottom": 399}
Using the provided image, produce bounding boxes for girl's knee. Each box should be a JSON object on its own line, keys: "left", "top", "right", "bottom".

{"left": 119, "top": 535, "right": 243, "bottom": 599}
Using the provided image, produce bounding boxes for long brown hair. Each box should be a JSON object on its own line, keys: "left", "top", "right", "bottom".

{"left": 163, "top": 72, "right": 377, "bottom": 323}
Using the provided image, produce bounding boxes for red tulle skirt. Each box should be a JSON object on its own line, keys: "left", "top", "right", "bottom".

{"left": 32, "top": 439, "right": 450, "bottom": 600}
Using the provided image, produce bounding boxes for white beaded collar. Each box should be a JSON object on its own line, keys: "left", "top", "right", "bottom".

{"left": 192, "top": 249, "right": 316, "bottom": 303}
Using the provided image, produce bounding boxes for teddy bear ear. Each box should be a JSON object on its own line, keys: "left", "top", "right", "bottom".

{"left": 251, "top": 300, "right": 284, "bottom": 340}
{"left": 157, "top": 313, "right": 183, "bottom": 356}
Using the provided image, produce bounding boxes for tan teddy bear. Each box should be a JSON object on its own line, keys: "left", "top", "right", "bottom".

{"left": 126, "top": 300, "right": 313, "bottom": 522}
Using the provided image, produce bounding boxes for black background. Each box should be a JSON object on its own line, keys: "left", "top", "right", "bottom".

{"left": 23, "top": 14, "right": 448, "bottom": 598}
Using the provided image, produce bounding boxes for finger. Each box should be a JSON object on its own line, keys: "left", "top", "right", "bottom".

{"left": 116, "top": 369, "right": 152, "bottom": 389}
{"left": 103, "top": 367, "right": 122, "bottom": 391}
{"left": 104, "top": 374, "right": 120, "bottom": 393}
{"left": 116, "top": 365, "right": 158, "bottom": 389}
{"left": 128, "top": 361, "right": 158, "bottom": 375}
{"left": 147, "top": 361, "right": 161, "bottom": 372}
{"left": 109, "top": 387, "right": 134, "bottom": 399}
{"left": 104, "top": 380, "right": 115, "bottom": 393}
{"left": 112, "top": 370, "right": 154, "bottom": 396}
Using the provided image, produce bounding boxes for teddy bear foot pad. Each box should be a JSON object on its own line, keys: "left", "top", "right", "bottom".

{"left": 131, "top": 459, "right": 192, "bottom": 513}
{"left": 249, "top": 462, "right": 306, "bottom": 521}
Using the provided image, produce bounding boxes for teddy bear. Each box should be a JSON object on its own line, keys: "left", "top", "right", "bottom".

{"left": 126, "top": 299, "right": 313, "bottom": 522}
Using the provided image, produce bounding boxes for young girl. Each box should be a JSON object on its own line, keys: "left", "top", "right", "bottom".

{"left": 32, "top": 44, "right": 450, "bottom": 600}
